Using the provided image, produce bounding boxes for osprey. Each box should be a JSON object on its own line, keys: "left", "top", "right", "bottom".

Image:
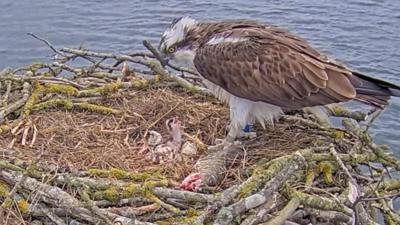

{"left": 159, "top": 16, "right": 400, "bottom": 149}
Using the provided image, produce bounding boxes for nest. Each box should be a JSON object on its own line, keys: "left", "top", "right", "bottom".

{"left": 1, "top": 36, "right": 399, "bottom": 225}
{"left": 0, "top": 87, "right": 227, "bottom": 173}
{"left": 1, "top": 85, "right": 315, "bottom": 187}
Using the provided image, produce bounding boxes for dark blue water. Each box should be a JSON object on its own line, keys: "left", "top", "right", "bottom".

{"left": 0, "top": 0, "right": 399, "bottom": 154}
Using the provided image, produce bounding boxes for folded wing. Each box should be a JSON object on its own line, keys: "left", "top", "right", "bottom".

{"left": 193, "top": 27, "right": 357, "bottom": 110}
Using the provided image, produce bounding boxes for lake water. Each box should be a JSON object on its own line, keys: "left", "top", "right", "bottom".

{"left": 0, "top": 0, "right": 399, "bottom": 155}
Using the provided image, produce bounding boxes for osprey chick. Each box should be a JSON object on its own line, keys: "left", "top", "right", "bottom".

{"left": 159, "top": 16, "right": 400, "bottom": 150}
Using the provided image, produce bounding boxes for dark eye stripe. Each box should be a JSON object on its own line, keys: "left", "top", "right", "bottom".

{"left": 175, "top": 40, "right": 190, "bottom": 49}
{"left": 160, "top": 37, "right": 191, "bottom": 54}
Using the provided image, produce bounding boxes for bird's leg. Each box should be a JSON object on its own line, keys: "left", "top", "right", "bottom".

{"left": 236, "top": 123, "right": 257, "bottom": 139}
{"left": 218, "top": 123, "right": 257, "bottom": 141}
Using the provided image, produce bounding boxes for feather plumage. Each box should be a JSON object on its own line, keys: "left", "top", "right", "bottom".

{"left": 192, "top": 23, "right": 363, "bottom": 110}
{"left": 159, "top": 17, "right": 400, "bottom": 139}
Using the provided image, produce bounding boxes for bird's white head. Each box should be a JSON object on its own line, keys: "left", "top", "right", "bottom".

{"left": 159, "top": 16, "right": 199, "bottom": 69}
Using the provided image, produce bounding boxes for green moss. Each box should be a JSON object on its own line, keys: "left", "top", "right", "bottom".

{"left": 28, "top": 63, "right": 44, "bottom": 74}
{"left": 90, "top": 169, "right": 169, "bottom": 202}
{"left": 144, "top": 180, "right": 169, "bottom": 189}
{"left": 104, "top": 187, "right": 119, "bottom": 202}
{"left": 187, "top": 85, "right": 202, "bottom": 94}
{"left": 239, "top": 178, "right": 259, "bottom": 198}
{"left": 331, "top": 130, "right": 344, "bottom": 139}
{"left": 75, "top": 102, "right": 120, "bottom": 114}
{"left": 154, "top": 75, "right": 162, "bottom": 83}
{"left": 17, "top": 199, "right": 29, "bottom": 214}
{"left": 110, "top": 168, "right": 129, "bottom": 179}
{"left": 141, "top": 180, "right": 169, "bottom": 202}
{"left": 44, "top": 83, "right": 78, "bottom": 96}
{"left": 287, "top": 187, "right": 348, "bottom": 214}
{"left": 131, "top": 78, "right": 149, "bottom": 88}
{"left": 0, "top": 160, "right": 25, "bottom": 173}
{"left": 0, "top": 181, "right": 10, "bottom": 197}
{"left": 100, "top": 81, "right": 123, "bottom": 94}
{"left": 305, "top": 169, "right": 316, "bottom": 188}
{"left": 187, "top": 208, "right": 199, "bottom": 217}
{"left": 147, "top": 62, "right": 166, "bottom": 76}
{"left": 385, "top": 179, "right": 400, "bottom": 191}
{"left": 317, "top": 162, "right": 334, "bottom": 184}
{"left": 22, "top": 82, "right": 44, "bottom": 117}
{"left": 88, "top": 168, "right": 109, "bottom": 177}
{"left": 156, "top": 209, "right": 199, "bottom": 224}
{"left": 90, "top": 168, "right": 171, "bottom": 203}
{"left": 93, "top": 179, "right": 169, "bottom": 203}
{"left": 1, "top": 198, "right": 13, "bottom": 209}
{"left": 110, "top": 168, "right": 156, "bottom": 180}
{"left": 377, "top": 179, "right": 400, "bottom": 192}
{"left": 122, "top": 183, "right": 142, "bottom": 198}
{"left": 32, "top": 99, "right": 74, "bottom": 112}
{"left": 330, "top": 105, "right": 346, "bottom": 114}
{"left": 303, "top": 151, "right": 377, "bottom": 166}
{"left": 78, "top": 81, "right": 124, "bottom": 97}
{"left": 349, "top": 153, "right": 377, "bottom": 164}
{"left": 94, "top": 186, "right": 119, "bottom": 202}
{"left": 239, "top": 155, "right": 291, "bottom": 197}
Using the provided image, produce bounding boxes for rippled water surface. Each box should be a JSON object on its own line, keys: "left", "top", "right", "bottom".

{"left": 0, "top": 0, "right": 399, "bottom": 154}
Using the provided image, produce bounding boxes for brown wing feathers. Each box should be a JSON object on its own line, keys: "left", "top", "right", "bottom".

{"left": 193, "top": 21, "right": 400, "bottom": 109}
{"left": 195, "top": 37, "right": 354, "bottom": 109}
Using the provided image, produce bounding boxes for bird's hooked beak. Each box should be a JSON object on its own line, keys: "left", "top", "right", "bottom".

{"left": 157, "top": 43, "right": 170, "bottom": 66}
{"left": 160, "top": 53, "right": 170, "bottom": 63}
{"left": 159, "top": 53, "right": 170, "bottom": 67}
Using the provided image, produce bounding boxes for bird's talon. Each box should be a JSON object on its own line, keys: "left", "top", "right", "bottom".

{"left": 239, "top": 131, "right": 257, "bottom": 139}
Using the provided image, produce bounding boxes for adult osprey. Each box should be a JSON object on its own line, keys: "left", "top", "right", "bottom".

{"left": 159, "top": 16, "right": 400, "bottom": 149}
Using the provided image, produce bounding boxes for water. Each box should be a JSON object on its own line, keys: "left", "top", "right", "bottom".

{"left": 0, "top": 0, "right": 399, "bottom": 154}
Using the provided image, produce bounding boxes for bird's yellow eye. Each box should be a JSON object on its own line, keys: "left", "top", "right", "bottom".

{"left": 167, "top": 46, "right": 176, "bottom": 53}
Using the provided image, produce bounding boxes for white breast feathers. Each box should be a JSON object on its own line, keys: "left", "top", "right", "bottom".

{"left": 203, "top": 79, "right": 283, "bottom": 132}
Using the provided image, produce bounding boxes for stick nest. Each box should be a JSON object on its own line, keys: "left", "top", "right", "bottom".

{"left": 0, "top": 37, "right": 399, "bottom": 225}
